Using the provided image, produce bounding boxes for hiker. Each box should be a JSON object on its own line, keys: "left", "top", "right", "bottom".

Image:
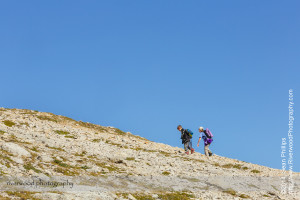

{"left": 177, "top": 125, "right": 195, "bottom": 155}
{"left": 197, "top": 127, "right": 213, "bottom": 157}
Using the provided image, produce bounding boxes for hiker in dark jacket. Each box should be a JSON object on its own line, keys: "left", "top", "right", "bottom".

{"left": 177, "top": 125, "right": 195, "bottom": 155}
{"left": 197, "top": 126, "right": 213, "bottom": 157}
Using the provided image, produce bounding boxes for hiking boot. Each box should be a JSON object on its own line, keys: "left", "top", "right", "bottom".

{"left": 209, "top": 152, "right": 213, "bottom": 157}
{"left": 191, "top": 148, "right": 195, "bottom": 154}
{"left": 185, "top": 151, "right": 189, "bottom": 155}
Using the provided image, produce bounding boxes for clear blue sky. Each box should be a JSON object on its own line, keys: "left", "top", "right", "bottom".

{"left": 0, "top": 1, "right": 299, "bottom": 171}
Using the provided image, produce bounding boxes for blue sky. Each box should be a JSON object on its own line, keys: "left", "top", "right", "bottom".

{"left": 0, "top": 1, "right": 299, "bottom": 171}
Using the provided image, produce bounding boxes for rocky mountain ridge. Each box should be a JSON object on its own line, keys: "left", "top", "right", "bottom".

{"left": 0, "top": 108, "right": 299, "bottom": 200}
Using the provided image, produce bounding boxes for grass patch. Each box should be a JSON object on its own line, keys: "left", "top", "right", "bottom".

{"left": 52, "top": 159, "right": 71, "bottom": 168}
{"left": 114, "top": 128, "right": 126, "bottom": 135}
{"left": 20, "top": 122, "right": 30, "bottom": 127}
{"left": 7, "top": 134, "right": 30, "bottom": 144}
{"left": 95, "top": 162, "right": 121, "bottom": 172}
{"left": 65, "top": 135, "right": 76, "bottom": 139}
{"left": 233, "top": 164, "right": 242, "bottom": 169}
{"left": 0, "top": 130, "right": 6, "bottom": 135}
{"left": 239, "top": 194, "right": 250, "bottom": 198}
{"left": 31, "top": 146, "right": 39, "bottom": 152}
{"left": 158, "top": 192, "right": 194, "bottom": 200}
{"left": 162, "top": 171, "right": 171, "bottom": 176}
{"left": 6, "top": 191, "right": 40, "bottom": 200}
{"left": 263, "top": 194, "right": 271, "bottom": 197}
{"left": 75, "top": 151, "right": 87, "bottom": 156}
{"left": 159, "top": 151, "right": 171, "bottom": 157}
{"left": 80, "top": 165, "right": 90, "bottom": 170}
{"left": 214, "top": 163, "right": 220, "bottom": 167}
{"left": 47, "top": 146, "right": 64, "bottom": 151}
{"left": 81, "top": 165, "right": 90, "bottom": 170}
{"left": 92, "top": 139, "right": 101, "bottom": 142}
{"left": 242, "top": 166, "right": 249, "bottom": 170}
{"left": 223, "top": 188, "right": 237, "bottom": 196}
{"left": 3, "top": 120, "right": 16, "bottom": 127}
{"left": 54, "top": 167, "right": 78, "bottom": 176}
{"left": 37, "top": 115, "right": 58, "bottom": 122}
{"left": 251, "top": 169, "right": 261, "bottom": 173}
{"left": 222, "top": 163, "right": 234, "bottom": 168}
{"left": 55, "top": 130, "right": 70, "bottom": 135}
{"left": 125, "top": 157, "right": 135, "bottom": 161}
{"left": 131, "top": 193, "right": 155, "bottom": 200}
{"left": 23, "top": 163, "right": 42, "bottom": 173}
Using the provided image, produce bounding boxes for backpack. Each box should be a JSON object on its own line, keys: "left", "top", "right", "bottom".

{"left": 186, "top": 129, "right": 193, "bottom": 138}
{"left": 204, "top": 128, "right": 213, "bottom": 138}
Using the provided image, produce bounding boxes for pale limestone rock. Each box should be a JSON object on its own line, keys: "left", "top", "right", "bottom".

{"left": 1, "top": 142, "right": 31, "bottom": 157}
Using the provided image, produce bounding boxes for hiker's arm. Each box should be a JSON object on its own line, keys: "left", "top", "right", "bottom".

{"left": 197, "top": 137, "right": 201, "bottom": 147}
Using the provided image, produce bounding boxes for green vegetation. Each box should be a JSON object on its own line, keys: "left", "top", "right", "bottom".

{"left": 239, "top": 194, "right": 250, "bottom": 198}
{"left": 182, "top": 157, "right": 205, "bottom": 163}
{"left": 0, "top": 130, "right": 5, "bottom": 135}
{"left": 23, "top": 163, "right": 42, "bottom": 173}
{"left": 31, "top": 146, "right": 39, "bottom": 152}
{"left": 6, "top": 191, "right": 40, "bottom": 200}
{"left": 3, "top": 120, "right": 16, "bottom": 127}
{"left": 233, "top": 164, "right": 242, "bottom": 169}
{"left": 55, "top": 130, "right": 70, "bottom": 135}
{"left": 105, "top": 139, "right": 129, "bottom": 149}
{"left": 54, "top": 167, "right": 78, "bottom": 176}
{"left": 158, "top": 192, "right": 194, "bottom": 200}
{"left": 47, "top": 146, "right": 64, "bottom": 151}
{"left": 162, "top": 171, "right": 171, "bottom": 176}
{"left": 125, "top": 157, "right": 135, "bottom": 161}
{"left": 121, "top": 192, "right": 195, "bottom": 200}
{"left": 52, "top": 159, "right": 71, "bottom": 168}
{"left": 251, "top": 169, "right": 261, "bottom": 173}
{"left": 7, "top": 134, "right": 29, "bottom": 144}
{"left": 159, "top": 150, "right": 171, "bottom": 157}
{"left": 223, "top": 188, "right": 237, "bottom": 196}
{"left": 81, "top": 165, "right": 90, "bottom": 170}
{"left": 20, "top": 122, "right": 29, "bottom": 127}
{"left": 0, "top": 150, "right": 13, "bottom": 168}
{"left": 131, "top": 193, "right": 155, "bottom": 200}
{"left": 37, "top": 115, "right": 58, "bottom": 122}
{"left": 222, "top": 163, "right": 234, "bottom": 168}
{"left": 21, "top": 109, "right": 38, "bottom": 115}
{"left": 65, "top": 135, "right": 76, "bottom": 139}
{"left": 94, "top": 162, "right": 122, "bottom": 173}
{"left": 242, "top": 166, "right": 249, "bottom": 170}
{"left": 263, "top": 194, "right": 271, "bottom": 197}
{"left": 92, "top": 139, "right": 101, "bottom": 142}
{"left": 114, "top": 128, "right": 126, "bottom": 135}
{"left": 75, "top": 151, "right": 87, "bottom": 156}
{"left": 213, "top": 163, "right": 220, "bottom": 167}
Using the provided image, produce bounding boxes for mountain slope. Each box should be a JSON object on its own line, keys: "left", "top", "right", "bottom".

{"left": 0, "top": 108, "right": 299, "bottom": 200}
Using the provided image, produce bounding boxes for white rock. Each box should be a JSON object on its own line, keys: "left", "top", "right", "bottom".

{"left": 1, "top": 142, "right": 31, "bottom": 157}
{"left": 10, "top": 157, "right": 24, "bottom": 164}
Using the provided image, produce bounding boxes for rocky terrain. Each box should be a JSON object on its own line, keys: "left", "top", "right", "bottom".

{"left": 0, "top": 108, "right": 299, "bottom": 200}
